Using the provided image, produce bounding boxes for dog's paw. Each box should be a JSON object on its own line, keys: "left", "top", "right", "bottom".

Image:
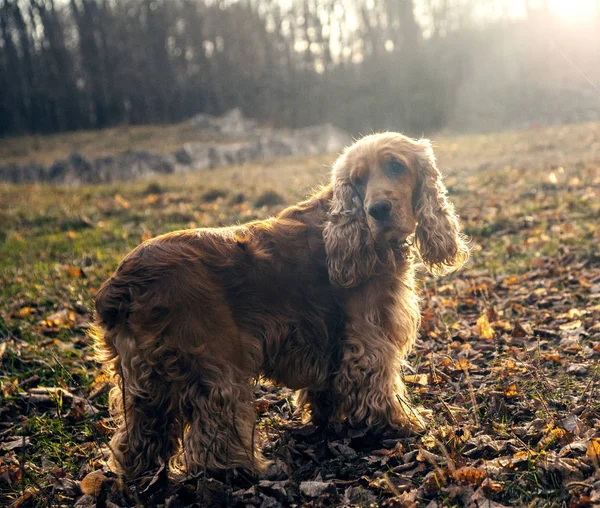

{"left": 393, "top": 405, "right": 431, "bottom": 434}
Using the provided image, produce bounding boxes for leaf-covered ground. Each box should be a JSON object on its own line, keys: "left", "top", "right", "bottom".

{"left": 1, "top": 122, "right": 599, "bottom": 507}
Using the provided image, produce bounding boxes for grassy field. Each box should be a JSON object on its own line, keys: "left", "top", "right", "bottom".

{"left": 1, "top": 122, "right": 600, "bottom": 506}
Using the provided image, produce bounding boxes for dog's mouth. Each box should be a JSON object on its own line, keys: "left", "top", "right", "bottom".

{"left": 389, "top": 234, "right": 411, "bottom": 252}
{"left": 378, "top": 228, "right": 412, "bottom": 256}
{"left": 370, "top": 219, "right": 413, "bottom": 252}
{"left": 380, "top": 226, "right": 409, "bottom": 243}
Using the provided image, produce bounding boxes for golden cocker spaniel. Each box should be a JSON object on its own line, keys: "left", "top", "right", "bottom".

{"left": 94, "top": 132, "right": 469, "bottom": 479}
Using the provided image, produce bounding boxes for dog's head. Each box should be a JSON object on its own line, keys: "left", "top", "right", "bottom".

{"left": 324, "top": 132, "right": 469, "bottom": 288}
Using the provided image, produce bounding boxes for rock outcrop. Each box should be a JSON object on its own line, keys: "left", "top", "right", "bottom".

{"left": 0, "top": 110, "right": 350, "bottom": 185}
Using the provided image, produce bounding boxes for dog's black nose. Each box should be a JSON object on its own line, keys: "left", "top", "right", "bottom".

{"left": 368, "top": 200, "right": 392, "bottom": 221}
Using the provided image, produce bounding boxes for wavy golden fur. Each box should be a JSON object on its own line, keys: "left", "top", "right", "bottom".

{"left": 94, "top": 132, "right": 468, "bottom": 479}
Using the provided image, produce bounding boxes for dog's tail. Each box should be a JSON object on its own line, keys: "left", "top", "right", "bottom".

{"left": 91, "top": 274, "right": 133, "bottom": 365}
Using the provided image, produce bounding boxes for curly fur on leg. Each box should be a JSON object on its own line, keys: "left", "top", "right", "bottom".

{"left": 331, "top": 273, "right": 425, "bottom": 431}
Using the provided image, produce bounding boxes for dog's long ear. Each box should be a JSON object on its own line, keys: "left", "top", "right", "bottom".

{"left": 414, "top": 140, "right": 469, "bottom": 275}
{"left": 324, "top": 174, "right": 377, "bottom": 288}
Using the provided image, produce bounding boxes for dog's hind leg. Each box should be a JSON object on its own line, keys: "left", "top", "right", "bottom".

{"left": 108, "top": 333, "right": 181, "bottom": 479}
{"left": 178, "top": 366, "right": 268, "bottom": 474}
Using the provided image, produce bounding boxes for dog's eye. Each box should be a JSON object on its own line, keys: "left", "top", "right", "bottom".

{"left": 389, "top": 159, "right": 408, "bottom": 177}
{"left": 353, "top": 176, "right": 366, "bottom": 188}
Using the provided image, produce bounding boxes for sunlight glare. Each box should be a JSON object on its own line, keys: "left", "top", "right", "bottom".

{"left": 548, "top": 0, "right": 597, "bottom": 24}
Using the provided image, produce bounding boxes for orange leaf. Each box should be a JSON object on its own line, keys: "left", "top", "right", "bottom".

{"left": 504, "top": 383, "right": 519, "bottom": 397}
{"left": 66, "top": 266, "right": 83, "bottom": 278}
{"left": 144, "top": 194, "right": 160, "bottom": 204}
{"left": 587, "top": 438, "right": 600, "bottom": 461}
{"left": 541, "top": 352, "right": 561, "bottom": 363}
{"left": 16, "top": 307, "right": 35, "bottom": 318}
{"left": 512, "top": 450, "right": 535, "bottom": 464}
{"left": 114, "top": 194, "right": 130, "bottom": 209}
{"left": 477, "top": 314, "right": 495, "bottom": 340}
{"left": 463, "top": 283, "right": 489, "bottom": 296}
{"left": 455, "top": 358, "right": 471, "bottom": 371}
{"left": 440, "top": 298, "right": 457, "bottom": 309}
{"left": 454, "top": 466, "right": 486, "bottom": 485}
{"left": 491, "top": 320, "right": 512, "bottom": 332}
{"left": 42, "top": 309, "right": 76, "bottom": 328}
{"left": 141, "top": 230, "right": 154, "bottom": 242}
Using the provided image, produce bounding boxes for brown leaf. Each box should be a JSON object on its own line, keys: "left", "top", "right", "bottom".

{"left": 421, "top": 469, "right": 448, "bottom": 495}
{"left": 417, "top": 448, "right": 444, "bottom": 465}
{"left": 80, "top": 470, "right": 107, "bottom": 496}
{"left": 50, "top": 476, "right": 79, "bottom": 496}
{"left": 1, "top": 379, "right": 18, "bottom": 398}
{"left": 9, "top": 489, "right": 34, "bottom": 508}
{"left": 481, "top": 477, "right": 504, "bottom": 493}
{"left": 463, "top": 283, "right": 491, "bottom": 296}
{"left": 1, "top": 436, "right": 30, "bottom": 451}
{"left": 254, "top": 398, "right": 270, "bottom": 414}
{"left": 93, "top": 420, "right": 112, "bottom": 437}
{"left": 453, "top": 466, "right": 486, "bottom": 485}
{"left": 0, "top": 461, "right": 22, "bottom": 487}
{"left": 487, "top": 306, "right": 499, "bottom": 321}
{"left": 511, "top": 320, "right": 530, "bottom": 337}
{"left": 470, "top": 487, "right": 510, "bottom": 508}
{"left": 299, "top": 480, "right": 334, "bottom": 497}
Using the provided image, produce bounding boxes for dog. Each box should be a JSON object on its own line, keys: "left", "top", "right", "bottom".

{"left": 94, "top": 132, "right": 468, "bottom": 479}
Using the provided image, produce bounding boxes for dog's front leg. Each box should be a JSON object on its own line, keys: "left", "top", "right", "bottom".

{"left": 331, "top": 296, "right": 424, "bottom": 432}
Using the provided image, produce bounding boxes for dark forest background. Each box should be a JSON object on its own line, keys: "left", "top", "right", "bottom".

{"left": 1, "top": 0, "right": 600, "bottom": 137}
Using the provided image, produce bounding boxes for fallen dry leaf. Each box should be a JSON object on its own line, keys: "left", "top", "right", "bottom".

{"left": 80, "top": 470, "right": 107, "bottom": 496}
{"left": 586, "top": 439, "right": 600, "bottom": 462}
{"left": 114, "top": 194, "right": 130, "bottom": 209}
{"left": 477, "top": 314, "right": 495, "bottom": 340}
{"left": 15, "top": 307, "right": 35, "bottom": 318}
